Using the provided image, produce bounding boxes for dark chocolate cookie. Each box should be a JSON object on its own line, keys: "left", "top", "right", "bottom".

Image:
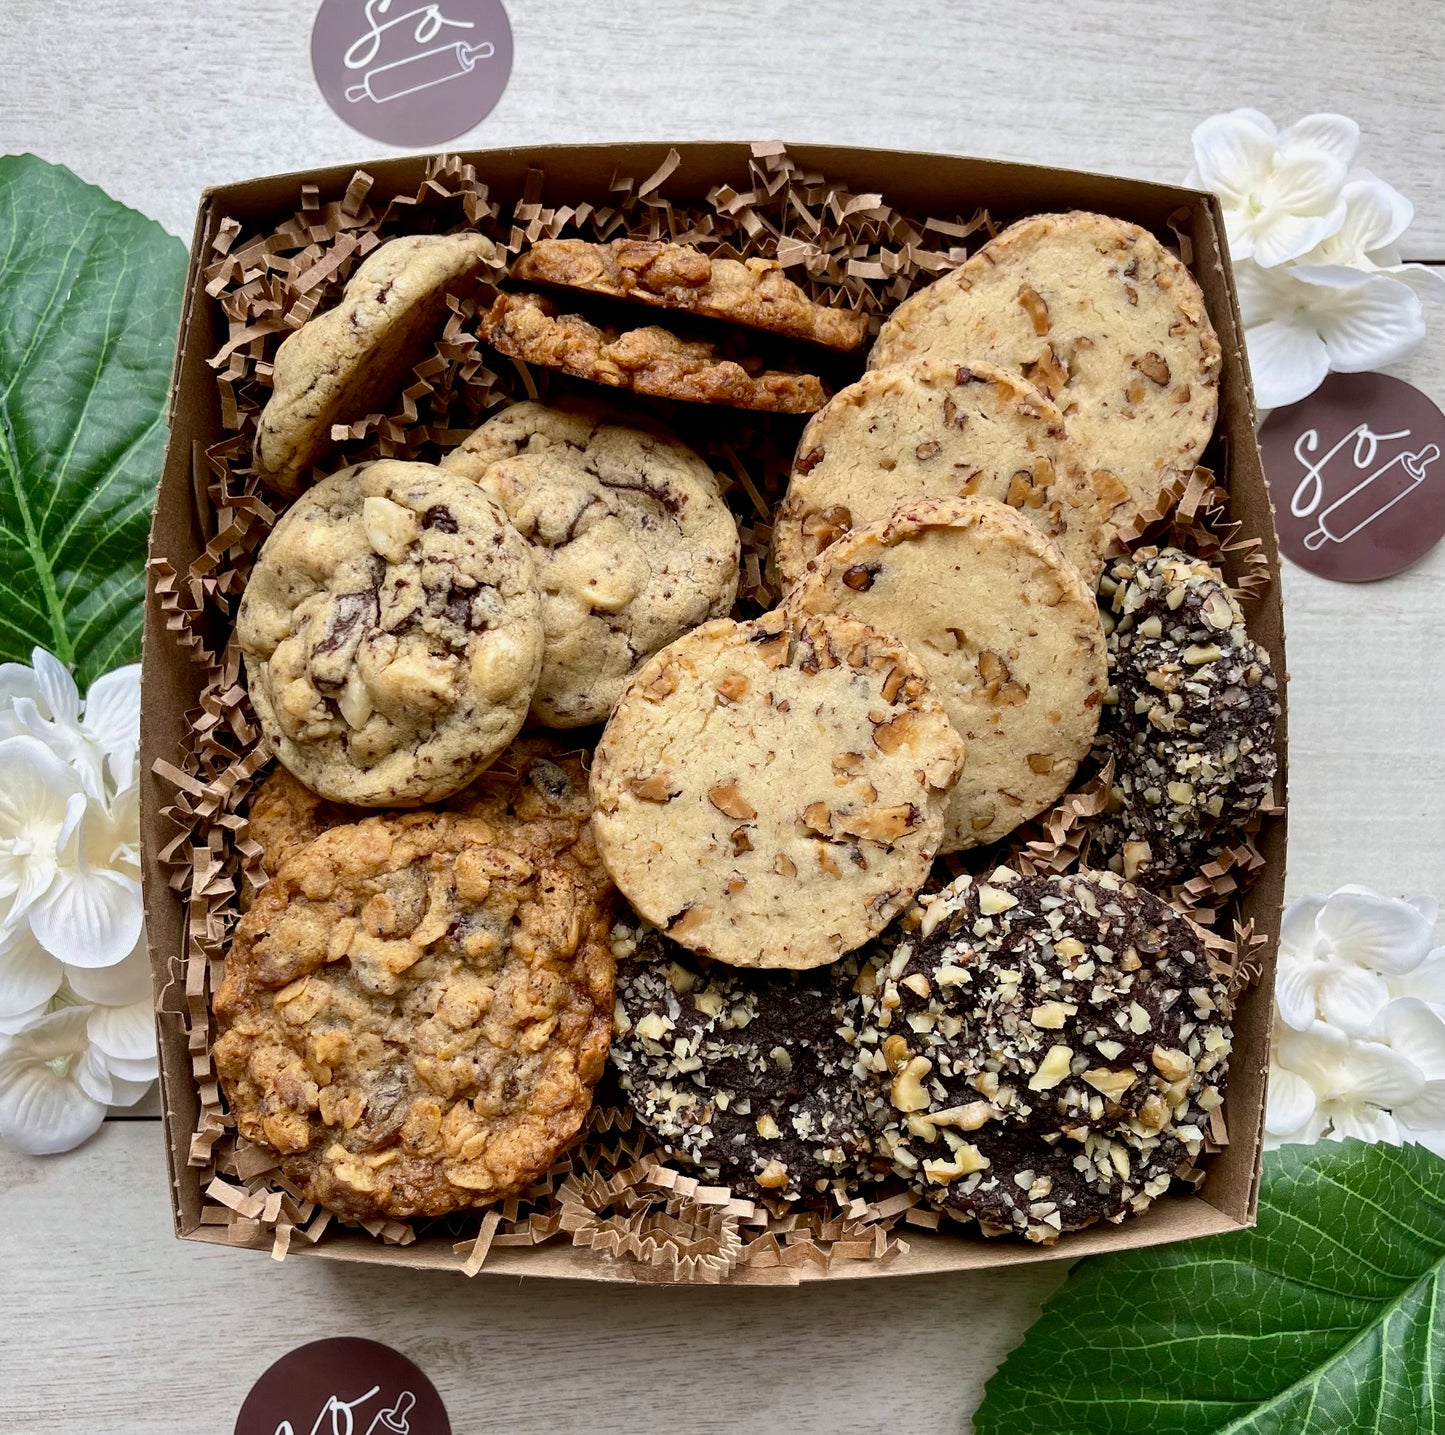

{"left": 610, "top": 925, "right": 873, "bottom": 1201}
{"left": 1092, "top": 547, "right": 1279, "bottom": 886}
{"left": 844, "top": 868, "right": 1231, "bottom": 1241}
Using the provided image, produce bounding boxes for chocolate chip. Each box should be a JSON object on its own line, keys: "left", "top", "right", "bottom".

{"left": 423, "top": 505, "right": 459, "bottom": 533}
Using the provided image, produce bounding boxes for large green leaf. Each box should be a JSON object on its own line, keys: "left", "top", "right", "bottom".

{"left": 0, "top": 153, "right": 187, "bottom": 686}
{"left": 976, "top": 1140, "right": 1444, "bottom": 1435}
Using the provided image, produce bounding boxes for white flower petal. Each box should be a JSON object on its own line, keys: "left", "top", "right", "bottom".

{"left": 28, "top": 864, "right": 143, "bottom": 970}
{"left": 1343, "top": 1037, "right": 1424, "bottom": 1108}
{"left": 103, "top": 1053, "right": 159, "bottom": 1085}
{"left": 0, "top": 1056, "right": 107, "bottom": 1154}
{"left": 0, "top": 734, "right": 83, "bottom": 826}
{"left": 1326, "top": 1100, "right": 1399, "bottom": 1146}
{"left": 82, "top": 664, "right": 141, "bottom": 789}
{"left": 1190, "top": 111, "right": 1279, "bottom": 205}
{"left": 1265, "top": 1063, "right": 1318, "bottom": 1137}
{"left": 0, "top": 922, "right": 63, "bottom": 1018}
{"left": 64, "top": 937, "right": 151, "bottom": 1006}
{"left": 105, "top": 1074, "right": 154, "bottom": 1107}
{"left": 1314, "top": 888, "right": 1436, "bottom": 975}
{"left": 28, "top": 649, "right": 81, "bottom": 727}
{"left": 1279, "top": 894, "right": 1328, "bottom": 961}
{"left": 1278, "top": 113, "right": 1361, "bottom": 166}
{"left": 1404, "top": 895, "right": 1441, "bottom": 927}
{"left": 1382, "top": 998, "right": 1445, "bottom": 1079}
{"left": 1386, "top": 948, "right": 1445, "bottom": 1011}
{"left": 1394, "top": 1081, "right": 1445, "bottom": 1130}
{"left": 1275, "top": 955, "right": 1327, "bottom": 1031}
{"left": 1300, "top": 270, "right": 1427, "bottom": 372}
{"left": 1275, "top": 1020, "right": 1351, "bottom": 1095}
{"left": 1250, "top": 199, "right": 1348, "bottom": 269}
{"left": 73, "top": 1045, "right": 113, "bottom": 1105}
{"left": 1244, "top": 316, "right": 1329, "bottom": 409}
{"left": 86, "top": 998, "right": 156, "bottom": 1065}
{"left": 0, "top": 1000, "right": 51, "bottom": 1036}
{"left": 1400, "top": 1123, "right": 1445, "bottom": 1159}
{"left": 1329, "top": 173, "right": 1414, "bottom": 257}
{"left": 1316, "top": 965, "right": 1391, "bottom": 1036}
{"left": 1386, "top": 261, "right": 1445, "bottom": 304}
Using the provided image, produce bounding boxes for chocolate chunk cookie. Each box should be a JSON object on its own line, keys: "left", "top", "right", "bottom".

{"left": 869, "top": 212, "right": 1221, "bottom": 541}
{"left": 480, "top": 291, "right": 828, "bottom": 413}
{"left": 846, "top": 868, "right": 1230, "bottom": 1241}
{"left": 236, "top": 460, "right": 544, "bottom": 806}
{"left": 213, "top": 811, "right": 615, "bottom": 1221}
{"left": 610, "top": 924, "right": 872, "bottom": 1200}
{"left": 772, "top": 361, "right": 1106, "bottom": 589}
{"left": 784, "top": 497, "right": 1107, "bottom": 851}
{"left": 511, "top": 238, "right": 869, "bottom": 351}
{"left": 443, "top": 399, "right": 740, "bottom": 726}
{"left": 255, "top": 234, "right": 494, "bottom": 496}
{"left": 1093, "top": 547, "right": 1280, "bottom": 886}
{"left": 590, "top": 611, "right": 964, "bottom": 970}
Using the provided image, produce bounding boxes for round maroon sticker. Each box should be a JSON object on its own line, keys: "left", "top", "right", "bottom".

{"left": 1259, "top": 371, "right": 1445, "bottom": 583}
{"left": 236, "top": 1338, "right": 450, "bottom": 1435}
{"left": 312, "top": 0, "right": 513, "bottom": 147}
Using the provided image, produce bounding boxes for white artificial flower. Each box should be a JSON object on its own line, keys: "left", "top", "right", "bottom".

{"left": 0, "top": 999, "right": 155, "bottom": 1156}
{"left": 1301, "top": 172, "right": 1445, "bottom": 303}
{"left": 1186, "top": 109, "right": 1356, "bottom": 267}
{"left": 1266, "top": 886, "right": 1445, "bottom": 1154}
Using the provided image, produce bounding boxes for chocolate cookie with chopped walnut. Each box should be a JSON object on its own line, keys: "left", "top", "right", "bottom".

{"left": 610, "top": 924, "right": 872, "bottom": 1201}
{"left": 214, "top": 810, "right": 615, "bottom": 1222}
{"left": 845, "top": 868, "right": 1230, "bottom": 1241}
{"left": 236, "top": 460, "right": 543, "bottom": 807}
{"left": 1092, "top": 547, "right": 1280, "bottom": 886}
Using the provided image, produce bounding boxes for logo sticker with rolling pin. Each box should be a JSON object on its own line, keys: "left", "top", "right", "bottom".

{"left": 1259, "top": 371, "right": 1445, "bottom": 582}
{"left": 312, "top": 0, "right": 513, "bottom": 146}
{"left": 235, "top": 1337, "right": 450, "bottom": 1435}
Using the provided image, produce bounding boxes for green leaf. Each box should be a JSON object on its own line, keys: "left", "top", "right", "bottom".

{"left": 0, "top": 153, "right": 187, "bottom": 687}
{"left": 975, "top": 1140, "right": 1445, "bottom": 1435}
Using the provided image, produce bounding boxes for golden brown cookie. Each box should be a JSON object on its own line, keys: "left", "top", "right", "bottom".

{"left": 772, "top": 360, "right": 1107, "bottom": 589}
{"left": 784, "top": 497, "right": 1108, "bottom": 850}
{"left": 236, "top": 460, "right": 544, "bottom": 807}
{"left": 480, "top": 291, "right": 828, "bottom": 413}
{"left": 511, "top": 238, "right": 869, "bottom": 351}
{"left": 869, "top": 212, "right": 1220, "bottom": 539}
{"left": 255, "top": 234, "right": 495, "bottom": 496}
{"left": 213, "top": 811, "right": 615, "bottom": 1221}
{"left": 589, "top": 610, "right": 964, "bottom": 970}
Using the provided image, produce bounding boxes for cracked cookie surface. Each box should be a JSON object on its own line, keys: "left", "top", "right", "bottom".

{"left": 589, "top": 610, "right": 964, "bottom": 970}
{"left": 773, "top": 360, "right": 1106, "bottom": 589}
{"left": 480, "top": 291, "right": 828, "bottom": 413}
{"left": 511, "top": 238, "right": 868, "bottom": 351}
{"left": 846, "top": 868, "right": 1230, "bottom": 1241}
{"left": 254, "top": 234, "right": 494, "bottom": 496}
{"left": 443, "top": 399, "right": 740, "bottom": 727}
{"left": 785, "top": 497, "right": 1107, "bottom": 851}
{"left": 869, "top": 212, "right": 1220, "bottom": 540}
{"left": 213, "top": 811, "right": 616, "bottom": 1221}
{"left": 236, "top": 460, "right": 543, "bottom": 806}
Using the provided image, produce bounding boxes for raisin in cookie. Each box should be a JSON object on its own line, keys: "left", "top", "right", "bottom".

{"left": 869, "top": 213, "right": 1220, "bottom": 540}
{"left": 784, "top": 497, "right": 1107, "bottom": 851}
{"left": 255, "top": 234, "right": 495, "bottom": 496}
{"left": 442, "top": 399, "right": 740, "bottom": 727}
{"left": 480, "top": 291, "right": 827, "bottom": 413}
{"left": 512, "top": 238, "right": 868, "bottom": 351}
{"left": 213, "top": 811, "right": 616, "bottom": 1221}
{"left": 1093, "top": 547, "right": 1280, "bottom": 886}
{"left": 590, "top": 611, "right": 964, "bottom": 970}
{"left": 610, "top": 924, "right": 872, "bottom": 1200}
{"left": 846, "top": 868, "right": 1230, "bottom": 1241}
{"left": 773, "top": 361, "right": 1107, "bottom": 588}
{"left": 236, "top": 460, "right": 543, "bottom": 806}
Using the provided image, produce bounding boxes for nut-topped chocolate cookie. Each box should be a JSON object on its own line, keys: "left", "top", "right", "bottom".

{"left": 236, "top": 460, "right": 543, "bottom": 806}
{"left": 213, "top": 811, "right": 616, "bottom": 1221}
{"left": 590, "top": 610, "right": 965, "bottom": 970}
{"left": 1093, "top": 547, "right": 1280, "bottom": 886}
{"left": 845, "top": 868, "right": 1231, "bottom": 1241}
{"left": 443, "top": 398, "right": 740, "bottom": 727}
{"left": 610, "top": 924, "right": 872, "bottom": 1200}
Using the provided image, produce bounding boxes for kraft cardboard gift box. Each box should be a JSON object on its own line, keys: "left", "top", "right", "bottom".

{"left": 141, "top": 142, "right": 1288, "bottom": 1282}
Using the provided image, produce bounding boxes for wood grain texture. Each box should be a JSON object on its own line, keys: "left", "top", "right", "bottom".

{"left": 0, "top": 2, "right": 1441, "bottom": 1431}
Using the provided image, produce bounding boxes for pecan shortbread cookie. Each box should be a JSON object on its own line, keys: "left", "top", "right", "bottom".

{"left": 869, "top": 213, "right": 1221, "bottom": 540}
{"left": 512, "top": 238, "right": 869, "bottom": 351}
{"left": 590, "top": 611, "right": 964, "bottom": 970}
{"left": 236, "top": 460, "right": 543, "bottom": 806}
{"left": 255, "top": 234, "right": 495, "bottom": 496}
{"left": 610, "top": 924, "right": 872, "bottom": 1201}
{"left": 784, "top": 497, "right": 1107, "bottom": 850}
{"left": 1093, "top": 547, "right": 1280, "bottom": 886}
{"left": 846, "top": 868, "right": 1230, "bottom": 1241}
{"left": 772, "top": 361, "right": 1107, "bottom": 589}
{"left": 443, "top": 399, "right": 740, "bottom": 726}
{"left": 214, "top": 811, "right": 615, "bottom": 1221}
{"left": 480, "top": 291, "right": 828, "bottom": 413}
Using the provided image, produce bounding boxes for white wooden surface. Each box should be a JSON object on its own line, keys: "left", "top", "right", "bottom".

{"left": 1, "top": 2, "right": 1442, "bottom": 1431}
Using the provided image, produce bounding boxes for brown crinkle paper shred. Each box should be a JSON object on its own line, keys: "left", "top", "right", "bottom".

{"left": 152, "top": 146, "right": 1269, "bottom": 1279}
